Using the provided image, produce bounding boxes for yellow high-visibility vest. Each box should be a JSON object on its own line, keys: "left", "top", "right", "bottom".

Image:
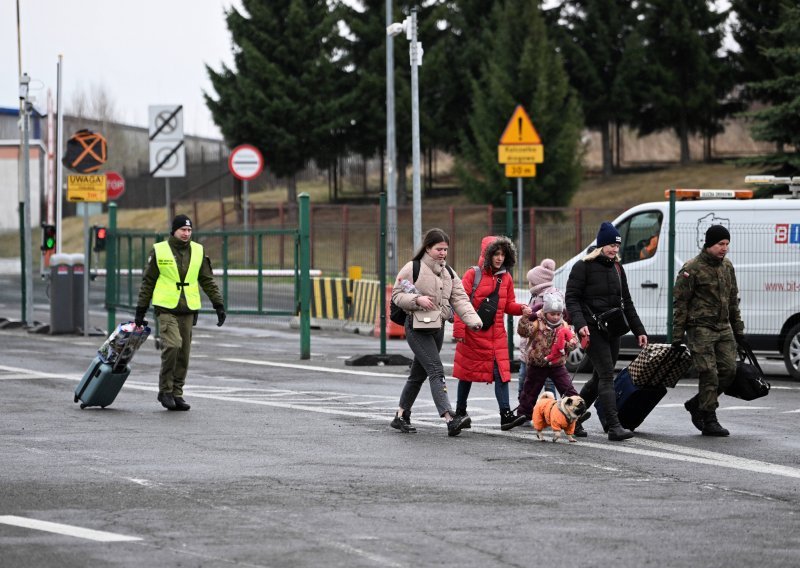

{"left": 152, "top": 241, "right": 203, "bottom": 310}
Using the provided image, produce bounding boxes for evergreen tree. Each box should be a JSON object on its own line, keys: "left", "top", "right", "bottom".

{"left": 633, "top": 0, "right": 728, "bottom": 164}
{"left": 457, "top": 0, "right": 584, "bottom": 207}
{"left": 730, "top": 0, "right": 787, "bottom": 153}
{"left": 548, "top": 0, "right": 644, "bottom": 177}
{"left": 420, "top": 1, "right": 493, "bottom": 154}
{"left": 743, "top": 2, "right": 800, "bottom": 171}
{"left": 204, "top": 0, "right": 349, "bottom": 203}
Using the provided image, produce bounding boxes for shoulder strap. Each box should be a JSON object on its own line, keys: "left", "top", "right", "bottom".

{"left": 412, "top": 259, "right": 420, "bottom": 283}
{"left": 445, "top": 264, "right": 455, "bottom": 278}
{"left": 470, "top": 266, "right": 482, "bottom": 300}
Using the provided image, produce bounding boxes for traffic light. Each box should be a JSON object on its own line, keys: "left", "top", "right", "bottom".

{"left": 41, "top": 224, "right": 56, "bottom": 251}
{"left": 93, "top": 226, "right": 107, "bottom": 252}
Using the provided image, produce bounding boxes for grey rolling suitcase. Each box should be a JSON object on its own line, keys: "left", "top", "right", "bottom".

{"left": 73, "top": 323, "right": 149, "bottom": 409}
{"left": 74, "top": 357, "right": 131, "bottom": 409}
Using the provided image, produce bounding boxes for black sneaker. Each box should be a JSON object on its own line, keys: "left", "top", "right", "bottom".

{"left": 573, "top": 423, "right": 588, "bottom": 437}
{"left": 454, "top": 409, "right": 471, "bottom": 429}
{"left": 500, "top": 411, "right": 528, "bottom": 431}
{"left": 447, "top": 414, "right": 471, "bottom": 437}
{"left": 158, "top": 392, "right": 176, "bottom": 410}
{"left": 390, "top": 415, "right": 416, "bottom": 433}
{"left": 173, "top": 397, "right": 191, "bottom": 411}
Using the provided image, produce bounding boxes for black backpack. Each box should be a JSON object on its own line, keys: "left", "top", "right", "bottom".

{"left": 389, "top": 260, "right": 454, "bottom": 325}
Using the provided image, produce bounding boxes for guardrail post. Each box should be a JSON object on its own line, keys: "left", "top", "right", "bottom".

{"left": 105, "top": 202, "right": 117, "bottom": 333}
{"left": 299, "top": 193, "right": 311, "bottom": 359}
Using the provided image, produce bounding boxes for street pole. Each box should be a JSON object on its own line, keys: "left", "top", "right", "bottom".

{"left": 385, "top": 0, "right": 398, "bottom": 276}
{"left": 517, "top": 177, "right": 523, "bottom": 286}
{"left": 165, "top": 178, "right": 171, "bottom": 227}
{"left": 243, "top": 179, "right": 249, "bottom": 267}
{"left": 409, "top": 8, "right": 422, "bottom": 251}
{"left": 56, "top": 55, "right": 64, "bottom": 253}
{"left": 20, "top": 83, "right": 33, "bottom": 326}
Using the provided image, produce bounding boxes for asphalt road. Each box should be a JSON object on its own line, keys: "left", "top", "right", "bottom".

{"left": 1, "top": 292, "right": 799, "bottom": 568}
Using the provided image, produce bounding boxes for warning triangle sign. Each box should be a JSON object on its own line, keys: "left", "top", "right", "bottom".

{"left": 499, "top": 105, "right": 541, "bottom": 145}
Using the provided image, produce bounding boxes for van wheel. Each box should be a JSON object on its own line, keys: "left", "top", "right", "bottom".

{"left": 566, "top": 347, "right": 593, "bottom": 373}
{"left": 783, "top": 323, "right": 800, "bottom": 380}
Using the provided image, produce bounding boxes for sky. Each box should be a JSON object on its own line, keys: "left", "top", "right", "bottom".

{"left": 2, "top": 1, "right": 737, "bottom": 142}
{"left": 1, "top": 0, "right": 242, "bottom": 139}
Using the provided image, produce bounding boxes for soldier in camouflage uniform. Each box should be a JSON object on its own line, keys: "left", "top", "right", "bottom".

{"left": 135, "top": 215, "right": 226, "bottom": 411}
{"left": 672, "top": 225, "right": 744, "bottom": 436}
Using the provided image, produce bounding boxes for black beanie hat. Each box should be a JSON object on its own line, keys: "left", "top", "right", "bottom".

{"left": 171, "top": 214, "right": 192, "bottom": 235}
{"left": 596, "top": 221, "right": 621, "bottom": 247}
{"left": 704, "top": 224, "right": 730, "bottom": 248}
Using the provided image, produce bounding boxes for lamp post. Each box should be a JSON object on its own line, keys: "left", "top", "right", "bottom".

{"left": 387, "top": 8, "right": 423, "bottom": 251}
{"left": 385, "top": 0, "right": 397, "bottom": 276}
{"left": 18, "top": 72, "right": 34, "bottom": 326}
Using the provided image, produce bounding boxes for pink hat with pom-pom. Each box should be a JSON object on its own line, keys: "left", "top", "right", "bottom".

{"left": 527, "top": 258, "right": 556, "bottom": 296}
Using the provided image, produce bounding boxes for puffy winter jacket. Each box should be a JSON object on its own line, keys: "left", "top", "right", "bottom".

{"left": 565, "top": 248, "right": 646, "bottom": 337}
{"left": 452, "top": 236, "right": 526, "bottom": 383}
{"left": 391, "top": 253, "right": 481, "bottom": 329}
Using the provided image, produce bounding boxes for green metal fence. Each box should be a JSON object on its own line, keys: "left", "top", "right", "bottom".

{"left": 104, "top": 195, "right": 313, "bottom": 358}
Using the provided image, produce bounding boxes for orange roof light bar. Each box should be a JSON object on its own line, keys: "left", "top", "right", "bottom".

{"left": 664, "top": 189, "right": 753, "bottom": 200}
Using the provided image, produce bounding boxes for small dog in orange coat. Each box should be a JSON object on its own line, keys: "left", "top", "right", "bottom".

{"left": 532, "top": 392, "right": 587, "bottom": 443}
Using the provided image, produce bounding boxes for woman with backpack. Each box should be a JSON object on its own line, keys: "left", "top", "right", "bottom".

{"left": 452, "top": 236, "right": 532, "bottom": 430}
{"left": 390, "top": 228, "right": 483, "bottom": 437}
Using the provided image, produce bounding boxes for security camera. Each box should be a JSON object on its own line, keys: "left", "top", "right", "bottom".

{"left": 386, "top": 22, "right": 405, "bottom": 37}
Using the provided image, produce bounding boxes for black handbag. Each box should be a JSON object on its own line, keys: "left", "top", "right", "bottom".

{"left": 475, "top": 277, "right": 502, "bottom": 329}
{"left": 592, "top": 307, "right": 630, "bottom": 337}
{"left": 589, "top": 262, "right": 630, "bottom": 337}
{"left": 725, "top": 343, "right": 770, "bottom": 401}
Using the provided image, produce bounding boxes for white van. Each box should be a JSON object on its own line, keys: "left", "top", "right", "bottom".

{"left": 553, "top": 189, "right": 800, "bottom": 379}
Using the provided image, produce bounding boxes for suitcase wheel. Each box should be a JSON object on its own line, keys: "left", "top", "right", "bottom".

{"left": 73, "top": 395, "right": 78, "bottom": 403}
{"left": 79, "top": 403, "right": 87, "bottom": 409}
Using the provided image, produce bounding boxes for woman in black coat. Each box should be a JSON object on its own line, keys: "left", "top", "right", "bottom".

{"left": 565, "top": 222, "right": 648, "bottom": 441}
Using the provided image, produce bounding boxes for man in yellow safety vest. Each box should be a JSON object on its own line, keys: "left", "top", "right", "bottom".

{"left": 135, "top": 215, "right": 225, "bottom": 411}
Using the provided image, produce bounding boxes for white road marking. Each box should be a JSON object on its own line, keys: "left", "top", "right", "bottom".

{"left": 0, "top": 515, "right": 142, "bottom": 542}
{"left": 4, "top": 362, "right": 799, "bottom": 479}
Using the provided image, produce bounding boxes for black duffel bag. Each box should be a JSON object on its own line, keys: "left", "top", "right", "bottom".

{"left": 725, "top": 343, "right": 770, "bottom": 401}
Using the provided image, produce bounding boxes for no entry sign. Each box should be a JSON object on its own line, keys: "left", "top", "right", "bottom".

{"left": 228, "top": 145, "right": 264, "bottom": 181}
{"left": 106, "top": 171, "right": 126, "bottom": 200}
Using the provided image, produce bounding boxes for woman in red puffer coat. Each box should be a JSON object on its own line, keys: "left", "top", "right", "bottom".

{"left": 453, "top": 236, "right": 531, "bottom": 430}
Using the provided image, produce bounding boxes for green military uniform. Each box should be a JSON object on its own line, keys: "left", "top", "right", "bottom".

{"left": 672, "top": 249, "right": 744, "bottom": 411}
{"left": 137, "top": 235, "right": 224, "bottom": 398}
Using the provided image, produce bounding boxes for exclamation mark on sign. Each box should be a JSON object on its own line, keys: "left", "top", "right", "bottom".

{"left": 517, "top": 117, "right": 523, "bottom": 141}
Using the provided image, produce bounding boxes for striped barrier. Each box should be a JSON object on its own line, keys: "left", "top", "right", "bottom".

{"left": 310, "top": 277, "right": 352, "bottom": 320}
{"left": 350, "top": 279, "right": 381, "bottom": 325}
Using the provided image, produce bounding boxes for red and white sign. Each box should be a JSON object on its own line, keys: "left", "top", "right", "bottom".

{"left": 228, "top": 144, "right": 264, "bottom": 181}
{"left": 106, "top": 171, "right": 126, "bottom": 200}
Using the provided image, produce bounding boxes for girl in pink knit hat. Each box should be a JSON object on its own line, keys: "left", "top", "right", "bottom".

{"left": 518, "top": 259, "right": 559, "bottom": 401}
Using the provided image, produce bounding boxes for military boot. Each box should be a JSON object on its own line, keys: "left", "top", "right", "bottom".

{"left": 701, "top": 411, "right": 730, "bottom": 437}
{"left": 684, "top": 394, "right": 704, "bottom": 432}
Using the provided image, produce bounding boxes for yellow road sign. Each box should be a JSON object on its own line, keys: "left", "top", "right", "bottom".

{"left": 498, "top": 144, "right": 543, "bottom": 164}
{"left": 499, "top": 105, "right": 541, "bottom": 145}
{"left": 67, "top": 174, "right": 107, "bottom": 202}
{"left": 505, "top": 164, "right": 536, "bottom": 178}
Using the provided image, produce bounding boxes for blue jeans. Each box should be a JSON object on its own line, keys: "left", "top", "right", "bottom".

{"left": 456, "top": 361, "right": 510, "bottom": 413}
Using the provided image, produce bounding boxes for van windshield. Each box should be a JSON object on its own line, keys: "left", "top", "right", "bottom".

{"left": 616, "top": 211, "right": 663, "bottom": 265}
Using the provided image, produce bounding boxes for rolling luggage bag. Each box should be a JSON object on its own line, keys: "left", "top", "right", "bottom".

{"left": 595, "top": 368, "right": 667, "bottom": 432}
{"left": 73, "top": 322, "right": 149, "bottom": 409}
{"left": 73, "top": 357, "right": 131, "bottom": 409}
